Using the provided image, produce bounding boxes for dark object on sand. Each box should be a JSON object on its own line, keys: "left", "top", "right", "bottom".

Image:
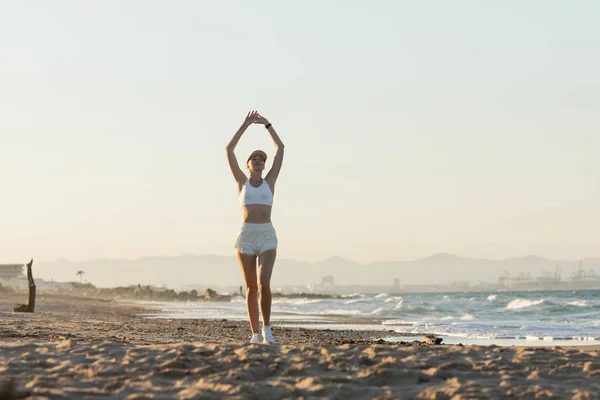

{"left": 13, "top": 259, "right": 36, "bottom": 313}
{"left": 0, "top": 379, "right": 16, "bottom": 400}
{"left": 422, "top": 335, "right": 443, "bottom": 345}
{"left": 0, "top": 378, "right": 30, "bottom": 400}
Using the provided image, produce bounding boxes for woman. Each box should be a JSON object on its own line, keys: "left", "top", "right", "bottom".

{"left": 226, "top": 110, "right": 285, "bottom": 344}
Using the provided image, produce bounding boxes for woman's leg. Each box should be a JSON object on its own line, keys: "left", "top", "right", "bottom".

{"left": 236, "top": 251, "right": 259, "bottom": 334}
{"left": 257, "top": 249, "right": 276, "bottom": 327}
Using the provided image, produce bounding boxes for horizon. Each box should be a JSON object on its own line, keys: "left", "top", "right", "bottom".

{"left": 13, "top": 251, "right": 599, "bottom": 266}
{"left": 5, "top": 250, "right": 599, "bottom": 292}
{"left": 2, "top": 1, "right": 599, "bottom": 267}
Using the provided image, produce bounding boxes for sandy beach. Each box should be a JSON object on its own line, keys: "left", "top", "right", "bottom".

{"left": 1, "top": 293, "right": 599, "bottom": 399}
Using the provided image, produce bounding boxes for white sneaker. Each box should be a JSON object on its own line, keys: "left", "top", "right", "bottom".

{"left": 262, "top": 326, "right": 276, "bottom": 344}
{"left": 249, "top": 333, "right": 263, "bottom": 344}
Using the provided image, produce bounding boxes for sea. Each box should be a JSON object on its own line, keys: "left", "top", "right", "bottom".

{"left": 138, "top": 289, "right": 600, "bottom": 347}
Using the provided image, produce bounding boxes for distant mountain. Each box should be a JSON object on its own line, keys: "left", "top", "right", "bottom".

{"left": 32, "top": 254, "right": 600, "bottom": 291}
{"left": 320, "top": 256, "right": 361, "bottom": 265}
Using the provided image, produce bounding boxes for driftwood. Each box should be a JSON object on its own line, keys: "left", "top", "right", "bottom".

{"left": 13, "top": 259, "right": 35, "bottom": 313}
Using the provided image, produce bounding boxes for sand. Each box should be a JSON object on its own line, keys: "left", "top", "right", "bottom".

{"left": 1, "top": 294, "right": 599, "bottom": 399}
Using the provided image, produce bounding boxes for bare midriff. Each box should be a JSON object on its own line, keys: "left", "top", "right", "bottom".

{"left": 242, "top": 204, "right": 272, "bottom": 224}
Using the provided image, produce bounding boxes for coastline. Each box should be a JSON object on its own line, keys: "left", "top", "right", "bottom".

{"left": 0, "top": 293, "right": 402, "bottom": 346}
{"left": 1, "top": 293, "right": 600, "bottom": 398}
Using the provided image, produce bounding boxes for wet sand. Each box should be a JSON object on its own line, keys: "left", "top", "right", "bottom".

{"left": 0, "top": 294, "right": 402, "bottom": 346}
{"left": 1, "top": 293, "right": 599, "bottom": 399}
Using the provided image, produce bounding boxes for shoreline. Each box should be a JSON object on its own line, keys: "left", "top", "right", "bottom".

{"left": 3, "top": 293, "right": 598, "bottom": 349}
{"left": 0, "top": 293, "right": 408, "bottom": 346}
{"left": 136, "top": 296, "right": 600, "bottom": 349}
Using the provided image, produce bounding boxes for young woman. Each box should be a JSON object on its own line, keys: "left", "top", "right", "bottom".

{"left": 226, "top": 110, "right": 284, "bottom": 344}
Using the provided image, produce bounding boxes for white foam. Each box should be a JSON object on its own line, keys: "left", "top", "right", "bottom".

{"left": 374, "top": 293, "right": 389, "bottom": 299}
{"left": 576, "top": 336, "right": 600, "bottom": 341}
{"left": 273, "top": 298, "right": 324, "bottom": 305}
{"left": 460, "top": 314, "right": 475, "bottom": 321}
{"left": 506, "top": 298, "right": 545, "bottom": 310}
{"left": 487, "top": 295, "right": 497, "bottom": 301}
{"left": 318, "top": 309, "right": 361, "bottom": 316}
{"left": 381, "top": 319, "right": 417, "bottom": 326}
{"left": 567, "top": 300, "right": 589, "bottom": 307}
{"left": 518, "top": 336, "right": 600, "bottom": 342}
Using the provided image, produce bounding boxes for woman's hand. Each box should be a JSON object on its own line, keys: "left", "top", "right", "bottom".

{"left": 243, "top": 110, "right": 259, "bottom": 126}
{"left": 254, "top": 113, "right": 270, "bottom": 126}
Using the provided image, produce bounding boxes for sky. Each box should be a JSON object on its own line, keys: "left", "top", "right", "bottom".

{"left": 1, "top": 0, "right": 599, "bottom": 264}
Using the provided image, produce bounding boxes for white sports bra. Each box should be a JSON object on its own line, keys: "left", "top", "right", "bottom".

{"left": 239, "top": 179, "right": 273, "bottom": 207}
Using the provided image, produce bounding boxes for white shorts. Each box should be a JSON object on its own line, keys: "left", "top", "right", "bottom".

{"left": 234, "top": 223, "right": 278, "bottom": 256}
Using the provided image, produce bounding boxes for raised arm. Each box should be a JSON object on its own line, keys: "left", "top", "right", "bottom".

{"left": 255, "top": 114, "right": 285, "bottom": 186}
{"left": 226, "top": 111, "right": 258, "bottom": 182}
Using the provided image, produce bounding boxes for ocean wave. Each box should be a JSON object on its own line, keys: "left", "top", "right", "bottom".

{"left": 318, "top": 309, "right": 361, "bottom": 316}
{"left": 398, "top": 305, "right": 431, "bottom": 313}
{"left": 381, "top": 319, "right": 417, "bottom": 326}
{"left": 524, "top": 336, "right": 600, "bottom": 341}
{"left": 566, "top": 300, "right": 590, "bottom": 307}
{"left": 487, "top": 295, "right": 497, "bottom": 301}
{"left": 273, "top": 298, "right": 324, "bottom": 305}
{"left": 341, "top": 293, "right": 363, "bottom": 298}
{"left": 402, "top": 326, "right": 600, "bottom": 342}
{"left": 344, "top": 299, "right": 369, "bottom": 304}
{"left": 506, "top": 298, "right": 545, "bottom": 310}
{"left": 438, "top": 314, "right": 475, "bottom": 322}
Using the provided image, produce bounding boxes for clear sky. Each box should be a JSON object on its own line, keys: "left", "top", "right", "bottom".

{"left": 1, "top": 0, "right": 599, "bottom": 264}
